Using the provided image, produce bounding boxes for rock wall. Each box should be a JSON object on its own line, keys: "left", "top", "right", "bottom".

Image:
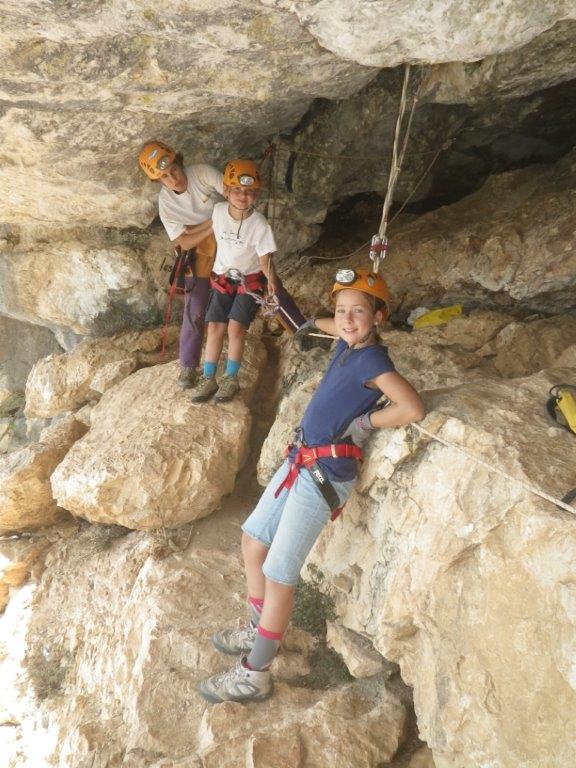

{"left": 284, "top": 148, "right": 576, "bottom": 317}
{"left": 284, "top": 1, "right": 576, "bottom": 67}
{"left": 2, "top": 3, "right": 576, "bottom": 341}
{"left": 0, "top": 317, "right": 61, "bottom": 407}
{"left": 1, "top": 3, "right": 576, "bottom": 766}
{"left": 258, "top": 326, "right": 576, "bottom": 768}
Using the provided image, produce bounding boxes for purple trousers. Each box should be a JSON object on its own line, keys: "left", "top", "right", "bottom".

{"left": 179, "top": 275, "right": 210, "bottom": 368}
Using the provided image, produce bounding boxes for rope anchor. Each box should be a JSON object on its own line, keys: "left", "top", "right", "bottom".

{"left": 368, "top": 234, "right": 388, "bottom": 274}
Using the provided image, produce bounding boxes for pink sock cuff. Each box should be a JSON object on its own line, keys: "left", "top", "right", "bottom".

{"left": 248, "top": 596, "right": 264, "bottom": 611}
{"left": 257, "top": 625, "right": 283, "bottom": 641}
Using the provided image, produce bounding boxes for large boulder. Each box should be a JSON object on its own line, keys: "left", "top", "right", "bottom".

{"left": 51, "top": 337, "right": 266, "bottom": 529}
{"left": 25, "top": 326, "right": 179, "bottom": 419}
{"left": 0, "top": 520, "right": 407, "bottom": 767}
{"left": 0, "top": 416, "right": 86, "bottom": 534}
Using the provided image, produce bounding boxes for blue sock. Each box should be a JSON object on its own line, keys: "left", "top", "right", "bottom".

{"left": 203, "top": 361, "right": 217, "bottom": 378}
{"left": 225, "top": 359, "right": 241, "bottom": 377}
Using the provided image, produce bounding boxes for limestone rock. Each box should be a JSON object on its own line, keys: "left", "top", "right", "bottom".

{"left": 276, "top": 72, "right": 463, "bottom": 228}
{"left": 0, "top": 522, "right": 406, "bottom": 767}
{"left": 386, "top": 150, "right": 576, "bottom": 315}
{"left": 286, "top": 1, "right": 576, "bottom": 67}
{"left": 0, "top": 521, "right": 77, "bottom": 613}
{"left": 1, "top": 530, "right": 248, "bottom": 767}
{"left": 0, "top": 538, "right": 48, "bottom": 613}
{"left": 0, "top": 416, "right": 86, "bottom": 533}
{"left": 0, "top": 317, "right": 61, "bottom": 405}
{"left": 287, "top": 149, "right": 576, "bottom": 316}
{"left": 0, "top": 241, "right": 161, "bottom": 336}
{"left": 51, "top": 338, "right": 266, "bottom": 529}
{"left": 426, "top": 21, "right": 576, "bottom": 103}
{"left": 304, "top": 369, "right": 576, "bottom": 768}
{"left": 0, "top": 3, "right": 378, "bottom": 230}
{"left": 408, "top": 746, "right": 436, "bottom": 768}
{"left": 326, "top": 621, "right": 391, "bottom": 679}
{"left": 198, "top": 680, "right": 407, "bottom": 767}
{"left": 25, "top": 326, "right": 178, "bottom": 419}
{"left": 478, "top": 315, "right": 576, "bottom": 377}
{"left": 89, "top": 356, "right": 138, "bottom": 393}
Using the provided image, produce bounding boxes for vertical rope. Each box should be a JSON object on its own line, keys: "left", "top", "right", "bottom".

{"left": 378, "top": 63, "right": 412, "bottom": 241}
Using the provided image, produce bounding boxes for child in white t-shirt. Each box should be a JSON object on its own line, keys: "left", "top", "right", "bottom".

{"left": 191, "top": 158, "right": 279, "bottom": 404}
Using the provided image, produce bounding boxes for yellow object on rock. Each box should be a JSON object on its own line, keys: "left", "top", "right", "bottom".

{"left": 413, "top": 304, "right": 463, "bottom": 329}
{"left": 548, "top": 385, "right": 576, "bottom": 435}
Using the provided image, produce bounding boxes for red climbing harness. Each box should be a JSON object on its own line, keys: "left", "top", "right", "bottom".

{"left": 210, "top": 270, "right": 266, "bottom": 296}
{"left": 275, "top": 430, "right": 363, "bottom": 521}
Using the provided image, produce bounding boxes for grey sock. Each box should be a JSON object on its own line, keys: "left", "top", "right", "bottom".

{"left": 246, "top": 632, "right": 281, "bottom": 671}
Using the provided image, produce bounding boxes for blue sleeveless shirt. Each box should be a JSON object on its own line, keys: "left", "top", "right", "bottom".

{"left": 295, "top": 339, "right": 395, "bottom": 481}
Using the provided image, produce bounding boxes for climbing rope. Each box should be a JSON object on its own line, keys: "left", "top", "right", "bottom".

{"left": 367, "top": 64, "right": 420, "bottom": 273}
{"left": 303, "top": 133, "right": 454, "bottom": 266}
{"left": 411, "top": 422, "right": 576, "bottom": 516}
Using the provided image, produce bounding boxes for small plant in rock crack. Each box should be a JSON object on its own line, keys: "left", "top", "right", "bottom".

{"left": 292, "top": 564, "right": 352, "bottom": 690}
{"left": 26, "top": 638, "right": 75, "bottom": 702}
{"left": 292, "top": 563, "right": 337, "bottom": 637}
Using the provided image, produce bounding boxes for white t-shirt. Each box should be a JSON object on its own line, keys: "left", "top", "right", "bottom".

{"left": 212, "top": 201, "right": 277, "bottom": 276}
{"left": 158, "top": 164, "right": 224, "bottom": 241}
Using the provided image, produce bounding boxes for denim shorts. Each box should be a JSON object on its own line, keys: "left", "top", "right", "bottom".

{"left": 242, "top": 460, "right": 355, "bottom": 586}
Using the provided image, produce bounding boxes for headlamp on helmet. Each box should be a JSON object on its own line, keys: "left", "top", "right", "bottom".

{"left": 138, "top": 141, "right": 176, "bottom": 181}
{"left": 331, "top": 267, "right": 390, "bottom": 318}
{"left": 335, "top": 268, "right": 357, "bottom": 285}
{"left": 223, "top": 159, "right": 262, "bottom": 190}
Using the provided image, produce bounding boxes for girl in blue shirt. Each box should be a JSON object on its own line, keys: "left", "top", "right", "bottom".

{"left": 198, "top": 268, "right": 424, "bottom": 704}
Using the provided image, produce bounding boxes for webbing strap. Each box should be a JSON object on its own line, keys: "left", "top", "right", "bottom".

{"left": 210, "top": 271, "right": 266, "bottom": 295}
{"left": 160, "top": 247, "right": 185, "bottom": 360}
{"left": 274, "top": 442, "right": 363, "bottom": 521}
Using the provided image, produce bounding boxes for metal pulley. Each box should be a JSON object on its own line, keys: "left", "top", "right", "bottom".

{"left": 368, "top": 234, "right": 388, "bottom": 274}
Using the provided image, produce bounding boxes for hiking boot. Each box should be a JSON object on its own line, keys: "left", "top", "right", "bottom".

{"left": 213, "top": 374, "right": 240, "bottom": 403}
{"left": 190, "top": 375, "right": 218, "bottom": 403}
{"left": 197, "top": 657, "right": 273, "bottom": 704}
{"left": 212, "top": 623, "right": 257, "bottom": 655}
{"left": 178, "top": 366, "right": 198, "bottom": 390}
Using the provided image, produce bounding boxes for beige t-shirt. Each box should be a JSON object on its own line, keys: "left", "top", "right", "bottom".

{"left": 212, "top": 202, "right": 276, "bottom": 276}
{"left": 158, "top": 164, "right": 224, "bottom": 241}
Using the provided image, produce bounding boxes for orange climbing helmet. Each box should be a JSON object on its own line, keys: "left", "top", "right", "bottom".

{"left": 138, "top": 141, "right": 176, "bottom": 180}
{"left": 223, "top": 158, "right": 261, "bottom": 189}
{"left": 332, "top": 268, "right": 390, "bottom": 316}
